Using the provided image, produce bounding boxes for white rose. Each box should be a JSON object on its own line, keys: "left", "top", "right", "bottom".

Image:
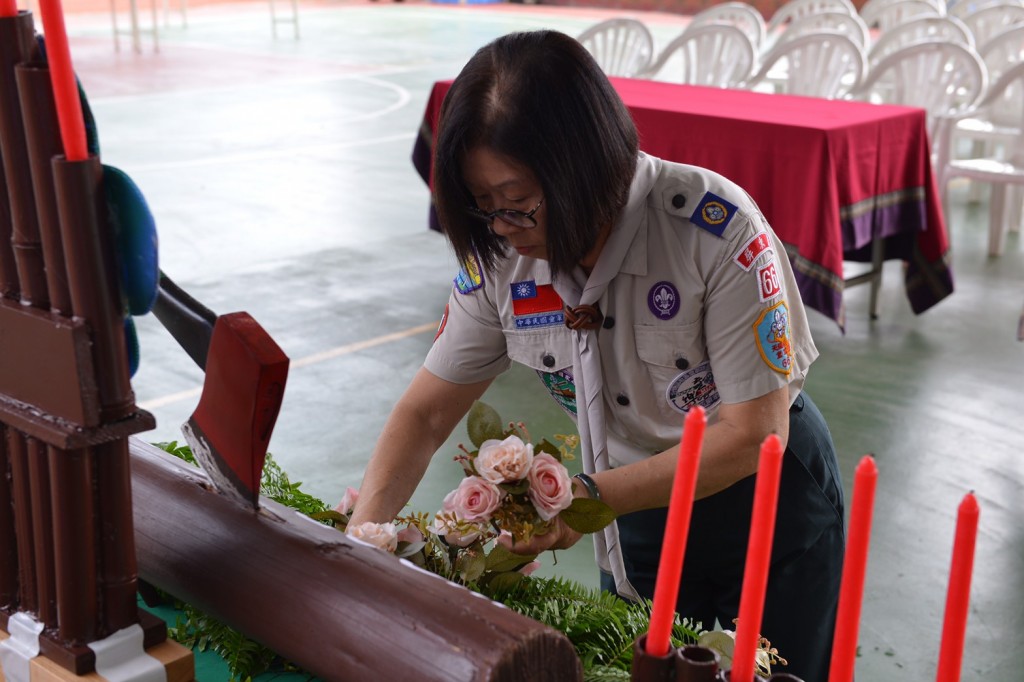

{"left": 346, "top": 521, "right": 399, "bottom": 552}
{"left": 476, "top": 435, "right": 534, "bottom": 483}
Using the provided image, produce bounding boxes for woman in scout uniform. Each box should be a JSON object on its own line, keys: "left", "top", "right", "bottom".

{"left": 346, "top": 30, "right": 844, "bottom": 681}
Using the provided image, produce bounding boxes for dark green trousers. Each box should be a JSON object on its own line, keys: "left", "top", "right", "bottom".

{"left": 602, "top": 392, "right": 845, "bottom": 682}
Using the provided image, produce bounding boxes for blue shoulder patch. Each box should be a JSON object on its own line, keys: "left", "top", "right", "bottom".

{"left": 454, "top": 250, "right": 484, "bottom": 294}
{"left": 690, "top": 191, "right": 739, "bottom": 237}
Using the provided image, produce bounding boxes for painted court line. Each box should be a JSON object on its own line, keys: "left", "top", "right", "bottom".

{"left": 139, "top": 321, "right": 437, "bottom": 410}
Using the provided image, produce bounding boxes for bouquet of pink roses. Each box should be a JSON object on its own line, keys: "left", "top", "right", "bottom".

{"left": 334, "top": 402, "right": 615, "bottom": 588}
{"left": 433, "top": 402, "right": 614, "bottom": 549}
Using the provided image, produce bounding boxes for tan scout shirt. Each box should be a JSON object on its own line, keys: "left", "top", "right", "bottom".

{"left": 426, "top": 153, "right": 818, "bottom": 468}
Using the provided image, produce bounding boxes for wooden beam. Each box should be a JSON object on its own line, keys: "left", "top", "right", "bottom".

{"left": 129, "top": 438, "right": 583, "bottom": 682}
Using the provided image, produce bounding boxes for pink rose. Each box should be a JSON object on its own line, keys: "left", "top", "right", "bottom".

{"left": 476, "top": 435, "right": 534, "bottom": 483}
{"left": 336, "top": 486, "right": 359, "bottom": 515}
{"left": 431, "top": 515, "right": 484, "bottom": 548}
{"left": 442, "top": 475, "right": 504, "bottom": 522}
{"left": 527, "top": 453, "right": 574, "bottom": 521}
{"left": 346, "top": 521, "right": 398, "bottom": 552}
{"left": 518, "top": 560, "right": 541, "bottom": 576}
{"left": 397, "top": 524, "right": 424, "bottom": 545}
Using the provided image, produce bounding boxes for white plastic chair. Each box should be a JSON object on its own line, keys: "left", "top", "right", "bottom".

{"left": 950, "top": 0, "right": 1024, "bottom": 21}
{"left": 577, "top": 18, "right": 655, "bottom": 78}
{"left": 744, "top": 30, "right": 867, "bottom": 97}
{"left": 945, "top": 26, "right": 1024, "bottom": 223}
{"left": 764, "top": 0, "right": 857, "bottom": 42}
{"left": 850, "top": 40, "right": 988, "bottom": 162}
{"left": 686, "top": 1, "right": 767, "bottom": 50}
{"left": 979, "top": 23, "right": 1024, "bottom": 79}
{"left": 860, "top": 0, "right": 944, "bottom": 31}
{"left": 867, "top": 15, "right": 975, "bottom": 69}
{"left": 962, "top": 3, "right": 1024, "bottom": 45}
{"left": 643, "top": 23, "right": 757, "bottom": 88}
{"left": 772, "top": 10, "right": 871, "bottom": 50}
{"left": 940, "top": 60, "right": 1024, "bottom": 255}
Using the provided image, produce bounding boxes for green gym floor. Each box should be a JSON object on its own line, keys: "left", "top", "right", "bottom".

{"left": 52, "top": 0, "right": 1024, "bottom": 679}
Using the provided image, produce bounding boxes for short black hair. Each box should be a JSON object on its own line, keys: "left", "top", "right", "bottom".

{"left": 434, "top": 30, "right": 639, "bottom": 278}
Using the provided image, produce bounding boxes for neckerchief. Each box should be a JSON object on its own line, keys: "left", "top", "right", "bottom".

{"left": 552, "top": 154, "right": 658, "bottom": 601}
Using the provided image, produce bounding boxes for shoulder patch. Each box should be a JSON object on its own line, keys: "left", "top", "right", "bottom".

{"left": 733, "top": 231, "right": 773, "bottom": 271}
{"left": 454, "top": 251, "right": 483, "bottom": 294}
{"left": 690, "top": 191, "right": 739, "bottom": 237}
{"left": 753, "top": 301, "right": 793, "bottom": 375}
{"left": 434, "top": 303, "right": 449, "bottom": 341}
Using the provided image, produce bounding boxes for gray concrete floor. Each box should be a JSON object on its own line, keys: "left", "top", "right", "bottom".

{"left": 56, "top": 1, "right": 1024, "bottom": 679}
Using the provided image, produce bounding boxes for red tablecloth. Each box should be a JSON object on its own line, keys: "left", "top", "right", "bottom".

{"left": 412, "top": 79, "right": 953, "bottom": 329}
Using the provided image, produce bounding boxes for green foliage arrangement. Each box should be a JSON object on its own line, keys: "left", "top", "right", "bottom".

{"left": 152, "top": 414, "right": 701, "bottom": 682}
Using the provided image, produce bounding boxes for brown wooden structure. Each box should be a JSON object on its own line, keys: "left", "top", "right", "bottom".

{"left": 0, "top": 8, "right": 179, "bottom": 677}
{"left": 0, "top": 8, "right": 582, "bottom": 682}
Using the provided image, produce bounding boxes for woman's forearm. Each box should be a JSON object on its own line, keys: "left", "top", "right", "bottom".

{"left": 592, "top": 386, "right": 791, "bottom": 516}
{"left": 346, "top": 367, "right": 493, "bottom": 525}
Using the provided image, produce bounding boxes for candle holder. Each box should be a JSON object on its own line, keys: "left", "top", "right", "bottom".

{"left": 675, "top": 644, "right": 720, "bottom": 681}
{"left": 631, "top": 634, "right": 676, "bottom": 681}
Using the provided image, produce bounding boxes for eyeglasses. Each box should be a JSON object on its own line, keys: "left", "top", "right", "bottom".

{"left": 466, "top": 198, "right": 544, "bottom": 229}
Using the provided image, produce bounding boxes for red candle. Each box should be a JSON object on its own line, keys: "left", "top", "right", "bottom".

{"left": 37, "top": 0, "right": 88, "bottom": 161}
{"left": 646, "top": 406, "right": 707, "bottom": 657}
{"left": 731, "top": 434, "right": 784, "bottom": 682}
{"left": 828, "top": 455, "right": 878, "bottom": 682}
{"left": 0, "top": 0, "right": 18, "bottom": 18}
{"left": 935, "top": 492, "right": 980, "bottom": 682}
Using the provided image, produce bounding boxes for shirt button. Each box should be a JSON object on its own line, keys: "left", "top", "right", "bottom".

{"left": 542, "top": 354, "right": 555, "bottom": 368}
{"left": 675, "top": 357, "right": 689, "bottom": 370}
{"left": 602, "top": 316, "right": 615, "bottom": 329}
{"left": 616, "top": 394, "right": 630, "bottom": 406}
{"left": 672, "top": 194, "right": 686, "bottom": 209}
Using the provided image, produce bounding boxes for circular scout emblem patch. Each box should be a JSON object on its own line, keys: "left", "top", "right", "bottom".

{"left": 666, "top": 361, "right": 721, "bottom": 414}
{"left": 702, "top": 201, "right": 728, "bottom": 225}
{"left": 647, "top": 281, "right": 680, "bottom": 320}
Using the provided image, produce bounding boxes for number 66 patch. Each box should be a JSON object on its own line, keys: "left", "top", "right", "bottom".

{"left": 756, "top": 260, "right": 782, "bottom": 302}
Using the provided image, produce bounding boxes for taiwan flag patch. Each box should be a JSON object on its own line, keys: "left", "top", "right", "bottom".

{"left": 511, "top": 281, "right": 564, "bottom": 329}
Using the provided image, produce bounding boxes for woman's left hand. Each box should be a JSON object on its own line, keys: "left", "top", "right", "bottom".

{"left": 498, "top": 516, "right": 583, "bottom": 555}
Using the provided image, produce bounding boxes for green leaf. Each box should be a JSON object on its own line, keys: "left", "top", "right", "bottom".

{"left": 499, "top": 479, "right": 530, "bottom": 495}
{"left": 485, "top": 571, "right": 526, "bottom": 591}
{"left": 536, "top": 438, "right": 562, "bottom": 460}
{"left": 484, "top": 543, "right": 537, "bottom": 572}
{"left": 395, "top": 539, "right": 427, "bottom": 558}
{"left": 456, "top": 549, "right": 487, "bottom": 582}
{"left": 310, "top": 510, "right": 347, "bottom": 524}
{"left": 467, "top": 401, "right": 504, "bottom": 448}
{"left": 560, "top": 497, "right": 617, "bottom": 534}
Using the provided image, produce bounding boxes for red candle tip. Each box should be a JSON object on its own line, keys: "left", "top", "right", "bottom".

{"left": 960, "top": 493, "right": 979, "bottom": 514}
{"left": 856, "top": 455, "right": 878, "bottom": 477}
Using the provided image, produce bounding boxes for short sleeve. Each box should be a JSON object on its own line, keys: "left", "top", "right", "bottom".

{"left": 424, "top": 283, "right": 511, "bottom": 384}
{"left": 701, "top": 215, "right": 800, "bottom": 404}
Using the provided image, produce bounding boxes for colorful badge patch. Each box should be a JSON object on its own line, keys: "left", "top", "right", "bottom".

{"left": 647, "top": 281, "right": 680, "bottom": 320}
{"left": 733, "top": 231, "right": 773, "bottom": 271}
{"left": 753, "top": 301, "right": 793, "bottom": 375}
{"left": 690, "top": 191, "right": 739, "bottom": 237}
{"left": 434, "top": 304, "right": 449, "bottom": 341}
{"left": 757, "top": 260, "right": 782, "bottom": 302}
{"left": 511, "top": 280, "right": 565, "bottom": 329}
{"left": 666, "top": 361, "right": 721, "bottom": 414}
{"left": 537, "top": 368, "right": 577, "bottom": 416}
{"left": 454, "top": 251, "right": 483, "bottom": 294}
